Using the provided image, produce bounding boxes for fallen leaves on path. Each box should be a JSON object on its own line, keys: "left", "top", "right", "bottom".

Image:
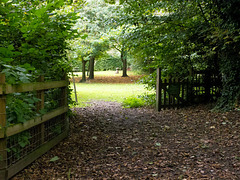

{"left": 12, "top": 102, "right": 240, "bottom": 179}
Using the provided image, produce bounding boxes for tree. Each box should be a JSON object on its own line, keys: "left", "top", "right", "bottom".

{"left": 117, "top": 0, "right": 240, "bottom": 110}
{"left": 88, "top": 40, "right": 109, "bottom": 79}
{"left": 70, "top": 0, "right": 133, "bottom": 78}
{"left": 102, "top": 0, "right": 134, "bottom": 77}
{"left": 69, "top": 0, "right": 111, "bottom": 80}
{"left": 107, "top": 27, "right": 129, "bottom": 77}
{"left": 68, "top": 38, "right": 92, "bottom": 82}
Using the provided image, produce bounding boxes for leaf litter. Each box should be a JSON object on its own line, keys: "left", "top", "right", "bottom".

{"left": 11, "top": 101, "right": 240, "bottom": 179}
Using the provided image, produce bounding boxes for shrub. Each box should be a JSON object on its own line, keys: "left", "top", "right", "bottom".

{"left": 122, "top": 96, "right": 145, "bottom": 108}
{"left": 139, "top": 93, "right": 156, "bottom": 107}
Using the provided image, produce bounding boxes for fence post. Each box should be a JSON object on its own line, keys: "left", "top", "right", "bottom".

{"left": 61, "top": 74, "right": 69, "bottom": 132}
{"left": 156, "top": 68, "right": 162, "bottom": 111}
{"left": 61, "top": 74, "right": 68, "bottom": 107}
{"left": 168, "top": 78, "right": 172, "bottom": 107}
{"left": 177, "top": 78, "right": 180, "bottom": 108}
{"left": 0, "top": 73, "right": 7, "bottom": 179}
{"left": 37, "top": 76, "right": 45, "bottom": 144}
{"left": 182, "top": 79, "right": 185, "bottom": 107}
{"left": 163, "top": 79, "right": 167, "bottom": 110}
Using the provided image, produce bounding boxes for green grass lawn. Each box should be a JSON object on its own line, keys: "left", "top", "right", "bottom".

{"left": 70, "top": 83, "right": 151, "bottom": 107}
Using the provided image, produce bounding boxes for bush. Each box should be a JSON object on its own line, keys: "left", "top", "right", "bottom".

{"left": 122, "top": 96, "right": 145, "bottom": 108}
{"left": 139, "top": 93, "right": 156, "bottom": 107}
{"left": 0, "top": 1, "right": 77, "bottom": 80}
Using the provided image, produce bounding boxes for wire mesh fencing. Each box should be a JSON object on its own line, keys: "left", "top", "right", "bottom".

{"left": 0, "top": 74, "right": 69, "bottom": 180}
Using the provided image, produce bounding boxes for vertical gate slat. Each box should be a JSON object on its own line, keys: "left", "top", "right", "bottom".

{"left": 168, "top": 78, "right": 171, "bottom": 108}
{"left": 163, "top": 79, "right": 167, "bottom": 110}
{"left": 182, "top": 79, "right": 185, "bottom": 107}
{"left": 172, "top": 78, "right": 175, "bottom": 108}
{"left": 156, "top": 68, "right": 162, "bottom": 111}
{"left": 177, "top": 78, "right": 180, "bottom": 108}
{"left": 37, "top": 76, "right": 45, "bottom": 144}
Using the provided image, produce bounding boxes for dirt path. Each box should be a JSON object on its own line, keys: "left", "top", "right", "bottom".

{"left": 12, "top": 101, "right": 240, "bottom": 179}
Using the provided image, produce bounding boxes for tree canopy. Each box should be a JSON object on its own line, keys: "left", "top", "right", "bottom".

{"left": 113, "top": 0, "right": 240, "bottom": 110}
{"left": 1, "top": 0, "right": 238, "bottom": 110}
{"left": 68, "top": 0, "right": 114, "bottom": 80}
{"left": 0, "top": 0, "right": 79, "bottom": 82}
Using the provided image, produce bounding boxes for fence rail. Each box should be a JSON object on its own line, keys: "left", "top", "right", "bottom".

{"left": 0, "top": 73, "right": 69, "bottom": 180}
{"left": 0, "top": 80, "right": 68, "bottom": 94}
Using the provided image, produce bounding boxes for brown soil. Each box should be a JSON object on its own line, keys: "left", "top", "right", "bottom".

{"left": 11, "top": 101, "right": 240, "bottom": 179}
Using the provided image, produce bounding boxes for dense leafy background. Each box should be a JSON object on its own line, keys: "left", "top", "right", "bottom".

{"left": 113, "top": 0, "right": 240, "bottom": 110}
{"left": 0, "top": 0, "right": 78, "bottom": 82}
{"left": 0, "top": 0, "right": 81, "bottom": 126}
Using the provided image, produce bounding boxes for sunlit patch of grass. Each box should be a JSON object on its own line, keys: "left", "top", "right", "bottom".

{"left": 70, "top": 83, "right": 152, "bottom": 107}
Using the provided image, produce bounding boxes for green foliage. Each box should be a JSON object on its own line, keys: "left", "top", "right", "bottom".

{"left": 95, "top": 55, "right": 122, "bottom": 71}
{"left": 117, "top": 0, "right": 240, "bottom": 110}
{"left": 7, "top": 131, "right": 31, "bottom": 158}
{"left": 68, "top": 0, "right": 111, "bottom": 67}
{"left": 50, "top": 156, "right": 60, "bottom": 162}
{"left": 0, "top": 1, "right": 78, "bottom": 80}
{"left": 122, "top": 96, "right": 145, "bottom": 108}
{"left": 104, "top": 0, "right": 116, "bottom": 4}
{"left": 44, "top": 88, "right": 62, "bottom": 112}
{"left": 139, "top": 93, "right": 156, "bottom": 107}
{"left": 6, "top": 93, "right": 40, "bottom": 126}
{"left": 214, "top": 51, "right": 240, "bottom": 111}
{"left": 52, "top": 125, "right": 62, "bottom": 135}
{"left": 0, "top": 1, "right": 81, "bottom": 158}
{"left": 1, "top": 64, "right": 35, "bottom": 84}
{"left": 139, "top": 73, "right": 157, "bottom": 90}
{"left": 122, "top": 93, "right": 156, "bottom": 109}
{"left": 1, "top": 0, "right": 79, "bottom": 125}
{"left": 17, "top": 131, "right": 31, "bottom": 148}
{"left": 127, "top": 56, "right": 146, "bottom": 74}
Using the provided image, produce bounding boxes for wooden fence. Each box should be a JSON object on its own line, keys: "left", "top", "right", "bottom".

{"left": 156, "top": 68, "right": 222, "bottom": 111}
{"left": 0, "top": 73, "right": 69, "bottom": 179}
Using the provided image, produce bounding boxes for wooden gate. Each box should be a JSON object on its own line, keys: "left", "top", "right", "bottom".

{"left": 156, "top": 68, "right": 222, "bottom": 111}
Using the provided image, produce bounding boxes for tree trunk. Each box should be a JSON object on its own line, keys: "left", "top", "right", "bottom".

{"left": 121, "top": 49, "right": 128, "bottom": 77}
{"left": 89, "top": 56, "right": 95, "bottom": 79}
{"left": 80, "top": 57, "right": 87, "bottom": 82}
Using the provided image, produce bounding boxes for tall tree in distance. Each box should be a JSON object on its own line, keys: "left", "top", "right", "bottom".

{"left": 68, "top": 39, "right": 92, "bottom": 82}
{"left": 107, "top": 27, "right": 129, "bottom": 77}
{"left": 70, "top": 0, "right": 111, "bottom": 80}
{"left": 88, "top": 40, "right": 109, "bottom": 79}
{"left": 103, "top": 1, "right": 131, "bottom": 77}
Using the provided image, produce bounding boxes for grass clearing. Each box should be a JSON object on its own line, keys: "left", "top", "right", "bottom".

{"left": 70, "top": 83, "right": 152, "bottom": 107}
